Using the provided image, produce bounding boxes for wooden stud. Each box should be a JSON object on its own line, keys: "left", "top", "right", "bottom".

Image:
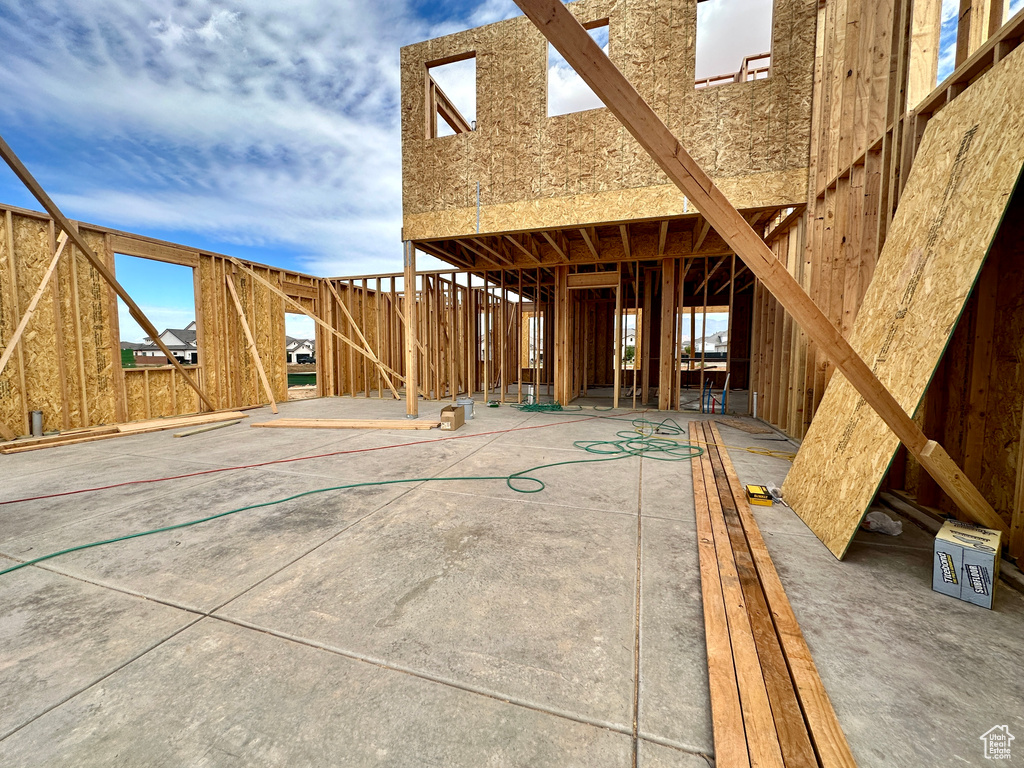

{"left": 658, "top": 257, "right": 676, "bottom": 411}
{"left": 613, "top": 263, "right": 622, "bottom": 409}
{"left": 404, "top": 242, "right": 418, "bottom": 416}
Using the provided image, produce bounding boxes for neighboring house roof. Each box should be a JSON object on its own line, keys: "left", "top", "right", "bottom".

{"left": 120, "top": 341, "right": 148, "bottom": 350}
{"left": 164, "top": 329, "right": 197, "bottom": 345}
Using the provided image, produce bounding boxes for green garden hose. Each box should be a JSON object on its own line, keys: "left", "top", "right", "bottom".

{"left": 0, "top": 419, "right": 703, "bottom": 578}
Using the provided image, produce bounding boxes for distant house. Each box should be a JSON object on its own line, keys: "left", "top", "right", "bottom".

{"left": 125, "top": 321, "right": 198, "bottom": 365}
{"left": 693, "top": 331, "right": 728, "bottom": 355}
{"left": 286, "top": 337, "right": 315, "bottom": 364}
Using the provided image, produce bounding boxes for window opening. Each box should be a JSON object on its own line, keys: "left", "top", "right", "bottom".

{"left": 548, "top": 20, "right": 610, "bottom": 116}
{"left": 114, "top": 254, "right": 199, "bottom": 367}
{"left": 427, "top": 54, "right": 476, "bottom": 137}
{"left": 695, "top": 0, "right": 773, "bottom": 88}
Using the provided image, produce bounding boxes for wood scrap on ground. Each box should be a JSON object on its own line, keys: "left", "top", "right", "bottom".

{"left": 0, "top": 412, "right": 249, "bottom": 454}
{"left": 252, "top": 419, "right": 440, "bottom": 430}
{"left": 173, "top": 419, "right": 242, "bottom": 437}
{"left": 692, "top": 420, "right": 857, "bottom": 767}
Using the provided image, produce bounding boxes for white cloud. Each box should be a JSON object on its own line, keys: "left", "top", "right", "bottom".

{"left": 695, "top": 0, "right": 774, "bottom": 81}
{"left": 0, "top": 0, "right": 442, "bottom": 277}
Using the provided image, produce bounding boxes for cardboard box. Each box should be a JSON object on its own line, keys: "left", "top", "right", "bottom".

{"left": 745, "top": 484, "right": 773, "bottom": 506}
{"left": 440, "top": 404, "right": 466, "bottom": 431}
{"left": 932, "top": 520, "right": 1002, "bottom": 609}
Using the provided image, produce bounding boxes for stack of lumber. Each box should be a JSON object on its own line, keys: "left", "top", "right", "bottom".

{"left": 0, "top": 412, "right": 249, "bottom": 454}
{"left": 690, "top": 420, "right": 856, "bottom": 768}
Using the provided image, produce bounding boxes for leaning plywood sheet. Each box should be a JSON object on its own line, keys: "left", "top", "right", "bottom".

{"left": 783, "top": 44, "right": 1024, "bottom": 559}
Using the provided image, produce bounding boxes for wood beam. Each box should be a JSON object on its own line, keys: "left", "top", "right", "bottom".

{"left": 458, "top": 239, "right": 502, "bottom": 267}
{"left": 541, "top": 230, "right": 570, "bottom": 262}
{"left": 504, "top": 234, "right": 541, "bottom": 263}
{"left": 513, "top": 0, "right": 1006, "bottom": 535}
{"left": 620, "top": 224, "right": 633, "bottom": 259}
{"left": 693, "top": 217, "right": 713, "bottom": 251}
{"left": 579, "top": 228, "right": 599, "bottom": 259}
{"left": 418, "top": 242, "right": 471, "bottom": 269}
{"left": 470, "top": 237, "right": 513, "bottom": 266}
{"left": 0, "top": 133, "right": 217, "bottom": 413}
{"left": 658, "top": 220, "right": 669, "bottom": 255}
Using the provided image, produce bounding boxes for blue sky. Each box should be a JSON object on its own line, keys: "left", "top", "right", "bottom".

{"left": 0, "top": 0, "right": 770, "bottom": 341}
{"left": 0, "top": 1, "right": 527, "bottom": 339}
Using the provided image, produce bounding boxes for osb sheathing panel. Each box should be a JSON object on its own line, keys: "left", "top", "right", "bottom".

{"left": 1, "top": 212, "right": 120, "bottom": 434}
{"left": 10, "top": 216, "right": 63, "bottom": 430}
{"left": 782, "top": 46, "right": 1024, "bottom": 558}
{"left": 0, "top": 212, "right": 24, "bottom": 433}
{"left": 404, "top": 167, "right": 808, "bottom": 240}
{"left": 401, "top": 0, "right": 816, "bottom": 241}
{"left": 904, "top": 194, "right": 1024, "bottom": 517}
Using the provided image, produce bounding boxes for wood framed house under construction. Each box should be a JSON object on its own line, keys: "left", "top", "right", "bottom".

{"left": 3, "top": 0, "right": 1024, "bottom": 764}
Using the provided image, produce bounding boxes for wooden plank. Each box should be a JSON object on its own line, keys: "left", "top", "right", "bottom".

{"left": 108, "top": 234, "right": 199, "bottom": 268}
{"left": 0, "top": 412, "right": 249, "bottom": 453}
{"left": 703, "top": 424, "right": 817, "bottom": 768}
{"left": 1012, "top": 410, "right": 1024, "bottom": 561}
{"left": 693, "top": 218, "right": 712, "bottom": 251}
{"left": 688, "top": 422, "right": 749, "bottom": 768}
{"left": 0, "top": 134, "right": 216, "bottom": 413}
{"left": 512, "top": 0, "right": 1002, "bottom": 536}
{"left": 0, "top": 426, "right": 120, "bottom": 450}
{"left": 710, "top": 423, "right": 857, "bottom": 768}
{"left": 620, "top": 225, "right": 633, "bottom": 260}
{"left": 253, "top": 418, "right": 439, "bottom": 430}
{"left": 697, "top": 425, "right": 785, "bottom": 768}
{"left": 657, "top": 221, "right": 669, "bottom": 255}
{"left": 282, "top": 280, "right": 319, "bottom": 300}
{"left": 962, "top": 257, "right": 998, "bottom": 482}
{"left": 4, "top": 210, "right": 30, "bottom": 435}
{"left": 173, "top": 419, "right": 241, "bottom": 438}
{"left": 225, "top": 274, "right": 279, "bottom": 414}
{"left": 566, "top": 272, "right": 620, "bottom": 289}
{"left": 541, "top": 230, "right": 569, "bottom": 262}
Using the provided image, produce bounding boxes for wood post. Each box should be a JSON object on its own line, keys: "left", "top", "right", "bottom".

{"left": 658, "top": 257, "right": 676, "bottom": 411}
{"left": 403, "top": 242, "right": 418, "bottom": 417}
